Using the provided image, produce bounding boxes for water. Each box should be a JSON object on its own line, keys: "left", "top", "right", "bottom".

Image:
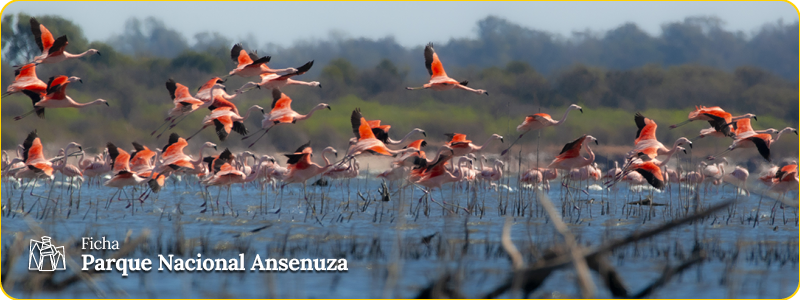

{"left": 2, "top": 175, "right": 798, "bottom": 298}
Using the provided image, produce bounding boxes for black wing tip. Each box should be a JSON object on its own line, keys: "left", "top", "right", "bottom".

{"left": 294, "top": 141, "right": 312, "bottom": 153}
{"left": 132, "top": 142, "right": 145, "bottom": 151}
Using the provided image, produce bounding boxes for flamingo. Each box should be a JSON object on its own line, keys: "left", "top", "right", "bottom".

{"left": 412, "top": 154, "right": 469, "bottom": 208}
{"left": 669, "top": 105, "right": 756, "bottom": 138}
{"left": 630, "top": 112, "right": 692, "bottom": 160}
{"left": 406, "top": 43, "right": 488, "bottom": 95}
{"left": 236, "top": 61, "right": 320, "bottom": 92}
{"left": 15, "top": 76, "right": 108, "bottom": 121}
{"left": 723, "top": 165, "right": 750, "bottom": 196}
{"left": 226, "top": 43, "right": 298, "bottom": 78}
{"left": 445, "top": 133, "right": 504, "bottom": 157}
{"left": 155, "top": 77, "right": 244, "bottom": 137}
{"left": 242, "top": 88, "right": 331, "bottom": 148}
{"left": 548, "top": 135, "right": 598, "bottom": 171}
{"left": 226, "top": 43, "right": 273, "bottom": 78}
{"left": 621, "top": 164, "right": 662, "bottom": 189}
{"left": 281, "top": 142, "right": 338, "bottom": 198}
{"left": 323, "top": 158, "right": 359, "bottom": 180}
{"left": 4, "top": 63, "right": 47, "bottom": 96}
{"left": 53, "top": 142, "right": 83, "bottom": 182}
{"left": 202, "top": 149, "right": 248, "bottom": 211}
{"left": 759, "top": 165, "right": 780, "bottom": 188}
{"left": 377, "top": 139, "right": 429, "bottom": 183}
{"left": 770, "top": 162, "right": 799, "bottom": 198}
{"left": 708, "top": 127, "right": 797, "bottom": 162}
{"left": 347, "top": 119, "right": 426, "bottom": 146}
{"left": 502, "top": 104, "right": 583, "bottom": 155}
{"left": 186, "top": 105, "right": 263, "bottom": 141}
{"left": 150, "top": 79, "right": 206, "bottom": 136}
{"left": 29, "top": 18, "right": 100, "bottom": 64}
{"left": 342, "top": 108, "right": 420, "bottom": 166}
{"left": 104, "top": 143, "right": 152, "bottom": 207}
{"left": 157, "top": 133, "right": 196, "bottom": 174}
{"left": 478, "top": 160, "right": 505, "bottom": 183}
{"left": 15, "top": 131, "right": 55, "bottom": 182}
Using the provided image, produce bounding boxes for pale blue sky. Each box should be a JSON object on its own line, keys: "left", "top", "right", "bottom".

{"left": 2, "top": 1, "right": 798, "bottom": 47}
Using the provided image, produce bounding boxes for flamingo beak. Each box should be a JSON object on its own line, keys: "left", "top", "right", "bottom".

{"left": 79, "top": 79, "right": 83, "bottom": 84}
{"left": 682, "top": 149, "right": 687, "bottom": 154}
{"left": 334, "top": 153, "right": 338, "bottom": 158}
{"left": 500, "top": 138, "right": 504, "bottom": 143}
{"left": 213, "top": 146, "right": 217, "bottom": 150}
{"left": 327, "top": 106, "right": 332, "bottom": 110}
{"left": 422, "top": 131, "right": 427, "bottom": 137}
{"left": 96, "top": 51, "right": 101, "bottom": 56}
{"left": 319, "top": 84, "right": 323, "bottom": 89}
{"left": 595, "top": 140, "right": 599, "bottom": 145}
{"left": 753, "top": 116, "right": 757, "bottom": 121}
{"left": 261, "top": 109, "right": 265, "bottom": 114}
{"left": 105, "top": 102, "right": 109, "bottom": 106}
{"left": 579, "top": 108, "right": 583, "bottom": 113}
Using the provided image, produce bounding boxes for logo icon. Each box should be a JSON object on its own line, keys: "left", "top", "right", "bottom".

{"left": 29, "top": 236, "right": 65, "bottom": 271}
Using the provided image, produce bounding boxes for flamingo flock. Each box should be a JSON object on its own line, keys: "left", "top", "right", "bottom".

{"left": 3, "top": 18, "right": 798, "bottom": 216}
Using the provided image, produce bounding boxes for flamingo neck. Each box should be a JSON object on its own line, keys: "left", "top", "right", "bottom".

{"left": 297, "top": 105, "right": 325, "bottom": 121}
{"left": 555, "top": 107, "right": 575, "bottom": 125}
{"left": 389, "top": 130, "right": 418, "bottom": 145}
{"left": 65, "top": 49, "right": 96, "bottom": 59}
{"left": 475, "top": 136, "right": 497, "bottom": 152}
{"left": 148, "top": 152, "right": 163, "bottom": 180}
{"left": 74, "top": 99, "right": 105, "bottom": 108}
{"left": 192, "top": 145, "right": 209, "bottom": 165}
{"left": 774, "top": 128, "right": 793, "bottom": 142}
{"left": 584, "top": 143, "right": 595, "bottom": 166}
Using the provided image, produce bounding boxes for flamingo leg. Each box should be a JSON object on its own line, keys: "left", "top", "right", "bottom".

{"left": 185, "top": 125, "right": 210, "bottom": 141}
{"left": 247, "top": 127, "right": 273, "bottom": 148}
{"left": 151, "top": 117, "right": 174, "bottom": 136}
{"left": 500, "top": 131, "right": 529, "bottom": 156}
{"left": 669, "top": 119, "right": 692, "bottom": 129}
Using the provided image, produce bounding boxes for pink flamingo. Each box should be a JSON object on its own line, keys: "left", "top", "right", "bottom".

{"left": 4, "top": 63, "right": 47, "bottom": 96}
{"left": 444, "top": 133, "right": 504, "bottom": 157}
{"left": 708, "top": 127, "right": 797, "bottom": 162}
{"left": 548, "top": 135, "right": 598, "bottom": 171}
{"left": 15, "top": 76, "right": 108, "bottom": 120}
{"left": 243, "top": 89, "right": 331, "bottom": 147}
{"left": 407, "top": 43, "right": 488, "bottom": 95}
{"left": 281, "top": 142, "right": 337, "bottom": 198}
{"left": 29, "top": 18, "right": 100, "bottom": 64}
{"left": 236, "top": 61, "right": 320, "bottom": 92}
{"left": 503, "top": 104, "right": 583, "bottom": 155}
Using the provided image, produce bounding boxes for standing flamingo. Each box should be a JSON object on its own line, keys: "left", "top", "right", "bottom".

{"left": 406, "top": 43, "right": 488, "bottom": 95}
{"left": 29, "top": 18, "right": 100, "bottom": 64}
{"left": 502, "top": 104, "right": 583, "bottom": 155}
{"left": 15, "top": 76, "right": 109, "bottom": 120}
{"left": 242, "top": 89, "right": 331, "bottom": 147}
{"left": 723, "top": 165, "right": 750, "bottom": 196}
{"left": 4, "top": 63, "right": 47, "bottom": 96}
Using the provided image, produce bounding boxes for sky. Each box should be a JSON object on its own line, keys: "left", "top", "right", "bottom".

{"left": 2, "top": 1, "right": 798, "bottom": 48}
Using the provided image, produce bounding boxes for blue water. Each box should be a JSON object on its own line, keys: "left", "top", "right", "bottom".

{"left": 2, "top": 174, "right": 798, "bottom": 298}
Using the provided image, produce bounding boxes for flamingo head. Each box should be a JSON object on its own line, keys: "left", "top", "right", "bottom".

{"left": 676, "top": 137, "right": 692, "bottom": 148}
{"left": 67, "top": 142, "right": 83, "bottom": 151}
{"left": 585, "top": 135, "right": 598, "bottom": 145}
{"left": 474, "top": 89, "right": 488, "bottom": 96}
{"left": 204, "top": 142, "right": 217, "bottom": 150}
{"left": 318, "top": 103, "right": 331, "bottom": 110}
{"left": 491, "top": 134, "right": 504, "bottom": 143}
{"left": 309, "top": 81, "right": 321, "bottom": 88}
{"left": 412, "top": 128, "right": 426, "bottom": 137}
{"left": 677, "top": 146, "right": 687, "bottom": 154}
{"left": 87, "top": 49, "right": 100, "bottom": 56}
{"left": 323, "top": 146, "right": 338, "bottom": 158}
{"left": 570, "top": 104, "right": 583, "bottom": 113}
{"left": 68, "top": 76, "right": 83, "bottom": 84}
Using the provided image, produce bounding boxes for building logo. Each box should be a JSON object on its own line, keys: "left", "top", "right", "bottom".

{"left": 29, "top": 236, "right": 65, "bottom": 271}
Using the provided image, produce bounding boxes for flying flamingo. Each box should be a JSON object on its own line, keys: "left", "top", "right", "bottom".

{"left": 502, "top": 104, "right": 583, "bottom": 155}
{"left": 236, "top": 61, "right": 320, "bottom": 92}
{"left": 622, "top": 161, "right": 665, "bottom": 190}
{"left": 226, "top": 43, "right": 273, "bottom": 78}
{"left": 129, "top": 142, "right": 157, "bottom": 174}
{"left": 406, "top": 43, "right": 488, "bottom": 95}
{"left": 770, "top": 162, "right": 799, "bottom": 199}
{"left": 4, "top": 63, "right": 47, "bottom": 96}
{"left": 202, "top": 149, "right": 249, "bottom": 211}
{"left": 445, "top": 133, "right": 504, "bottom": 157}
{"left": 759, "top": 165, "right": 779, "bottom": 188}
{"left": 16, "top": 76, "right": 109, "bottom": 120}
{"left": 412, "top": 154, "right": 469, "bottom": 209}
{"left": 281, "top": 142, "right": 338, "bottom": 198}
{"left": 186, "top": 105, "right": 263, "bottom": 141}
{"left": 226, "top": 43, "right": 298, "bottom": 78}
{"left": 547, "top": 135, "right": 598, "bottom": 171}
{"left": 630, "top": 112, "right": 692, "bottom": 160}
{"left": 150, "top": 79, "right": 206, "bottom": 136}
{"left": 15, "top": 131, "right": 55, "bottom": 183}
{"left": 242, "top": 88, "right": 331, "bottom": 148}
{"left": 377, "top": 139, "right": 429, "bottom": 183}
{"left": 342, "top": 108, "right": 420, "bottom": 167}
{"left": 29, "top": 18, "right": 100, "bottom": 64}
{"left": 669, "top": 105, "right": 756, "bottom": 137}
{"left": 708, "top": 127, "right": 797, "bottom": 162}
{"left": 346, "top": 119, "right": 426, "bottom": 146}
{"left": 157, "top": 133, "right": 196, "bottom": 174}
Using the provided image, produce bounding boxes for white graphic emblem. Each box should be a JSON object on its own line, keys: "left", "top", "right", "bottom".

{"left": 29, "top": 236, "right": 65, "bottom": 271}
